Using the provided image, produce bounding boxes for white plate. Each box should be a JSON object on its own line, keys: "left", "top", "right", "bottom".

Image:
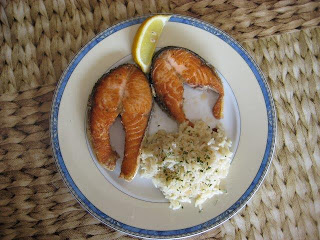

{"left": 51, "top": 15, "right": 276, "bottom": 239}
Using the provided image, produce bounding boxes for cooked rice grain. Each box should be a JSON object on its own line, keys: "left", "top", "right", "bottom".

{"left": 140, "top": 120, "right": 233, "bottom": 210}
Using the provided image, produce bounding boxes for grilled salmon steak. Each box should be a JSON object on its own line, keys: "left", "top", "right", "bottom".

{"left": 89, "top": 64, "right": 152, "bottom": 181}
{"left": 150, "top": 47, "right": 224, "bottom": 125}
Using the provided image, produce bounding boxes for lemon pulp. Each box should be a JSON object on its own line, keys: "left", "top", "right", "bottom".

{"left": 132, "top": 15, "right": 171, "bottom": 73}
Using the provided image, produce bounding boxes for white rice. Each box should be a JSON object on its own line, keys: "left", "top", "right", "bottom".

{"left": 140, "top": 120, "right": 233, "bottom": 210}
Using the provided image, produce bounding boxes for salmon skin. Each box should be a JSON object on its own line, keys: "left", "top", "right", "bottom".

{"left": 150, "top": 46, "right": 224, "bottom": 126}
{"left": 88, "top": 64, "right": 152, "bottom": 181}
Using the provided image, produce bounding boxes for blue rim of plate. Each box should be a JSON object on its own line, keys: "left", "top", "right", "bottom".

{"left": 50, "top": 14, "right": 276, "bottom": 239}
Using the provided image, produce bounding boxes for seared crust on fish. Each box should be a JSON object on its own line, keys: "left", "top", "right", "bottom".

{"left": 150, "top": 47, "right": 224, "bottom": 125}
{"left": 88, "top": 64, "right": 152, "bottom": 181}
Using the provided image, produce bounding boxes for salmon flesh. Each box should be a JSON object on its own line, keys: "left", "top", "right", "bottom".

{"left": 150, "top": 47, "right": 224, "bottom": 125}
{"left": 89, "top": 64, "right": 152, "bottom": 181}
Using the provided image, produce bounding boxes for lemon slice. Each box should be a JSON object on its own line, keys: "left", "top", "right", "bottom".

{"left": 132, "top": 15, "right": 171, "bottom": 73}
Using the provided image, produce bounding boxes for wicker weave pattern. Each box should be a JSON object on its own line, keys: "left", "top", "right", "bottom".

{"left": 1, "top": 0, "right": 320, "bottom": 94}
{"left": 0, "top": 1, "right": 320, "bottom": 239}
{"left": 224, "top": 28, "right": 320, "bottom": 240}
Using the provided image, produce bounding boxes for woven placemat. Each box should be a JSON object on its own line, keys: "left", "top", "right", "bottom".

{"left": 1, "top": 0, "right": 320, "bottom": 94}
{"left": 0, "top": 1, "right": 320, "bottom": 239}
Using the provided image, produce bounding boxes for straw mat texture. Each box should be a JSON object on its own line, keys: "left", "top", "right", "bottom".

{"left": 0, "top": 1, "right": 320, "bottom": 239}
{"left": 1, "top": 0, "right": 320, "bottom": 94}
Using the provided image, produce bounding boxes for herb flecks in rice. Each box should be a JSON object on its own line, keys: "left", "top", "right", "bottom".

{"left": 140, "top": 120, "right": 233, "bottom": 210}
